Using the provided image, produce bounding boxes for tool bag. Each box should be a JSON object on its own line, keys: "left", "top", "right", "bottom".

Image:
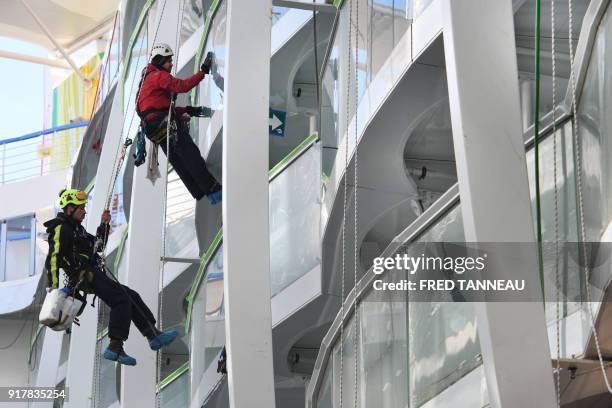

{"left": 39, "top": 289, "right": 85, "bottom": 331}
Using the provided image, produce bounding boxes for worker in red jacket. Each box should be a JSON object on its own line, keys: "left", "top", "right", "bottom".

{"left": 136, "top": 43, "right": 221, "bottom": 204}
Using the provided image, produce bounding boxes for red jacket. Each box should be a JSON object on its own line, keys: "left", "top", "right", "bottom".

{"left": 136, "top": 63, "right": 205, "bottom": 121}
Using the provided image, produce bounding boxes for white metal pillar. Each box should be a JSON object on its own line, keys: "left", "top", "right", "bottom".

{"left": 442, "top": 0, "right": 556, "bottom": 407}
{"left": 64, "top": 74, "right": 125, "bottom": 408}
{"left": 120, "top": 0, "right": 180, "bottom": 406}
{"left": 222, "top": 0, "right": 276, "bottom": 407}
{"left": 32, "top": 330, "right": 63, "bottom": 408}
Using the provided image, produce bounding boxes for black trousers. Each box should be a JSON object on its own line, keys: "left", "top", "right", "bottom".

{"left": 89, "top": 266, "right": 156, "bottom": 341}
{"left": 144, "top": 116, "right": 217, "bottom": 200}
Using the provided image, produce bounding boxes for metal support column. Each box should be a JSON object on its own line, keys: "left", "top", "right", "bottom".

{"left": 222, "top": 0, "right": 276, "bottom": 406}
{"left": 441, "top": 0, "right": 556, "bottom": 407}
{"left": 120, "top": 0, "right": 180, "bottom": 406}
{"left": 63, "top": 64, "right": 125, "bottom": 408}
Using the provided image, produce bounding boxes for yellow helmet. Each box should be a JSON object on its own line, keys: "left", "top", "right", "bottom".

{"left": 59, "top": 189, "right": 88, "bottom": 209}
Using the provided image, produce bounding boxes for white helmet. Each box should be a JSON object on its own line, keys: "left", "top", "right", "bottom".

{"left": 150, "top": 43, "right": 174, "bottom": 61}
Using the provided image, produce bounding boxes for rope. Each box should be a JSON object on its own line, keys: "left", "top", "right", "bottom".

{"left": 352, "top": 1, "right": 359, "bottom": 407}
{"left": 339, "top": 0, "right": 354, "bottom": 405}
{"left": 568, "top": 0, "right": 612, "bottom": 394}
{"left": 550, "top": 0, "right": 561, "bottom": 404}
{"left": 533, "top": 0, "right": 546, "bottom": 302}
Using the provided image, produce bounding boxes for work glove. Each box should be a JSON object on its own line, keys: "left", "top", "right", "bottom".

{"left": 201, "top": 51, "right": 215, "bottom": 74}
{"left": 185, "top": 106, "right": 213, "bottom": 118}
{"left": 59, "top": 287, "right": 72, "bottom": 297}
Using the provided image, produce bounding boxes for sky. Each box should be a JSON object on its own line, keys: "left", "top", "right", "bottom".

{"left": 0, "top": 37, "right": 46, "bottom": 141}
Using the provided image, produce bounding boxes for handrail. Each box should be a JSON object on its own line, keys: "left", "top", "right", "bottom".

{"left": 0, "top": 121, "right": 89, "bottom": 146}
{"left": 157, "top": 360, "right": 189, "bottom": 392}
{"left": 183, "top": 133, "right": 320, "bottom": 332}
{"left": 268, "top": 133, "right": 318, "bottom": 179}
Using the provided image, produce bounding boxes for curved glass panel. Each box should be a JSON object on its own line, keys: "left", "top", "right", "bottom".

{"left": 165, "top": 169, "right": 198, "bottom": 259}
{"left": 269, "top": 144, "right": 322, "bottom": 295}
{"left": 320, "top": 0, "right": 434, "bottom": 176}
{"left": 189, "top": 244, "right": 224, "bottom": 390}
{"left": 316, "top": 359, "right": 333, "bottom": 408}
{"left": 199, "top": 1, "right": 227, "bottom": 113}
{"left": 360, "top": 281, "right": 408, "bottom": 408}
{"left": 180, "top": 1, "right": 206, "bottom": 47}
{"left": 315, "top": 205, "right": 486, "bottom": 407}
{"left": 160, "top": 371, "right": 190, "bottom": 407}
{"left": 576, "top": 4, "right": 612, "bottom": 243}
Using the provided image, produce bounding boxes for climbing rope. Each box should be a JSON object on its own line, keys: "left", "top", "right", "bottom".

{"left": 533, "top": 0, "right": 546, "bottom": 301}
{"left": 550, "top": 0, "right": 561, "bottom": 405}
{"left": 339, "top": 0, "right": 354, "bottom": 405}
{"left": 352, "top": 1, "right": 359, "bottom": 407}
{"left": 568, "top": 0, "right": 612, "bottom": 394}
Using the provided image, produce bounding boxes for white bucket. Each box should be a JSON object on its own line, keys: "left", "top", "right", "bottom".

{"left": 39, "top": 289, "right": 84, "bottom": 331}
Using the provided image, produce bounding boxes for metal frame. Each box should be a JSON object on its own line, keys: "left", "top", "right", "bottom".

{"left": 157, "top": 361, "right": 190, "bottom": 392}
{"left": 19, "top": 0, "right": 88, "bottom": 82}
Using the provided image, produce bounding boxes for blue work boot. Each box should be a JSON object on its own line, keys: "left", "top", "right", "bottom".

{"left": 149, "top": 330, "right": 179, "bottom": 351}
{"left": 103, "top": 339, "right": 137, "bottom": 366}
{"left": 207, "top": 182, "right": 222, "bottom": 205}
{"left": 207, "top": 191, "right": 222, "bottom": 205}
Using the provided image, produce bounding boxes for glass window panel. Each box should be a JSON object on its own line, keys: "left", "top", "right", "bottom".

{"left": 576, "top": 5, "right": 612, "bottom": 242}
{"left": 269, "top": 145, "right": 321, "bottom": 295}
{"left": 360, "top": 277, "right": 409, "bottom": 408}
{"left": 5, "top": 215, "right": 33, "bottom": 281}
{"left": 393, "top": 0, "right": 411, "bottom": 46}
{"left": 165, "top": 169, "right": 198, "bottom": 259}
{"left": 160, "top": 371, "right": 190, "bottom": 408}
{"left": 369, "top": 0, "right": 395, "bottom": 82}
{"left": 272, "top": 6, "right": 291, "bottom": 25}
{"left": 98, "top": 336, "right": 120, "bottom": 408}
{"left": 180, "top": 0, "right": 206, "bottom": 47}
{"left": 316, "top": 360, "right": 333, "bottom": 408}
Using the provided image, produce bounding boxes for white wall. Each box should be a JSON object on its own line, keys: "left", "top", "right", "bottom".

{"left": 0, "top": 172, "right": 67, "bottom": 220}
{"left": 0, "top": 318, "right": 35, "bottom": 408}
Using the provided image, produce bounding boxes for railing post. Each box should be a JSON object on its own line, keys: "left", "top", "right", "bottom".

{"left": 1, "top": 144, "right": 5, "bottom": 184}
{"left": 0, "top": 221, "right": 6, "bottom": 282}
{"left": 29, "top": 214, "right": 36, "bottom": 277}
